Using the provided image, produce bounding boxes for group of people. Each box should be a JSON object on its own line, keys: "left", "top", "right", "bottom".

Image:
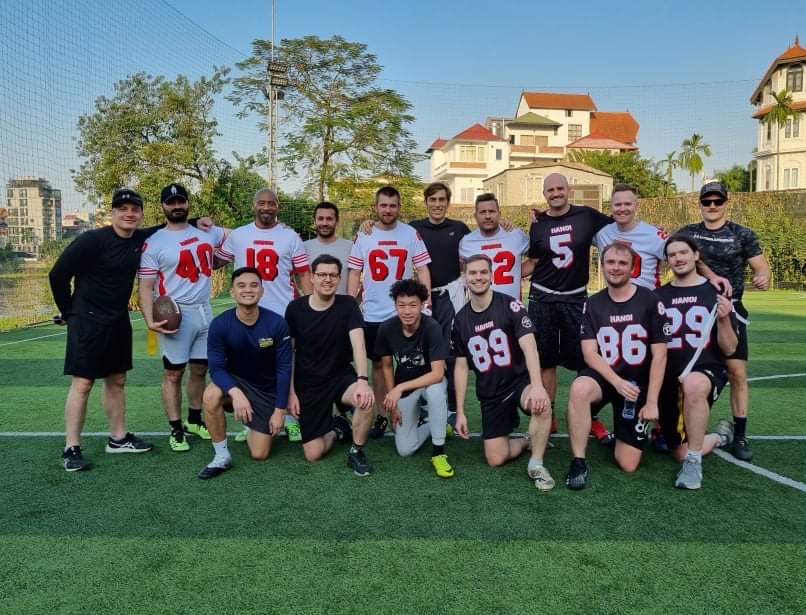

{"left": 49, "top": 174, "right": 769, "bottom": 491}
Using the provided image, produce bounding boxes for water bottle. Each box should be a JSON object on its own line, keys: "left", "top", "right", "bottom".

{"left": 622, "top": 381, "right": 638, "bottom": 420}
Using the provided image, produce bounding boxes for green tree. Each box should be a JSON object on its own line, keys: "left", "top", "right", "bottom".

{"left": 73, "top": 68, "right": 231, "bottom": 223}
{"left": 566, "top": 150, "right": 669, "bottom": 197}
{"left": 715, "top": 165, "right": 751, "bottom": 193}
{"left": 661, "top": 151, "right": 678, "bottom": 196}
{"left": 762, "top": 89, "right": 795, "bottom": 190}
{"left": 678, "top": 133, "right": 712, "bottom": 192}
{"left": 229, "top": 35, "right": 423, "bottom": 201}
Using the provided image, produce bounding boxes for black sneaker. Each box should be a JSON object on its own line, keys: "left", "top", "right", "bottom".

{"left": 332, "top": 415, "right": 353, "bottom": 443}
{"left": 369, "top": 415, "right": 388, "bottom": 439}
{"left": 62, "top": 446, "right": 90, "bottom": 472}
{"left": 105, "top": 432, "right": 154, "bottom": 454}
{"left": 565, "top": 458, "right": 588, "bottom": 490}
{"left": 732, "top": 437, "right": 753, "bottom": 462}
{"left": 651, "top": 427, "right": 670, "bottom": 454}
{"left": 347, "top": 447, "right": 373, "bottom": 477}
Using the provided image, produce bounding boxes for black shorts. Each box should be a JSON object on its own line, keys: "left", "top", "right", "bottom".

{"left": 578, "top": 368, "right": 651, "bottom": 450}
{"left": 224, "top": 376, "right": 277, "bottom": 435}
{"left": 64, "top": 314, "right": 132, "bottom": 379}
{"left": 528, "top": 299, "right": 585, "bottom": 371}
{"left": 479, "top": 373, "right": 531, "bottom": 440}
{"left": 658, "top": 366, "right": 728, "bottom": 450}
{"left": 726, "top": 301, "right": 749, "bottom": 361}
{"left": 296, "top": 371, "right": 356, "bottom": 443}
{"left": 365, "top": 322, "right": 382, "bottom": 362}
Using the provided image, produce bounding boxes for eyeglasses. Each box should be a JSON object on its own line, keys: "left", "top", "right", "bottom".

{"left": 700, "top": 198, "right": 726, "bottom": 207}
{"left": 314, "top": 272, "right": 340, "bottom": 280}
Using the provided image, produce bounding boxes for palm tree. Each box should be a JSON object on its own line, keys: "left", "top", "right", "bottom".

{"left": 762, "top": 89, "right": 795, "bottom": 190}
{"left": 678, "top": 133, "right": 712, "bottom": 192}
{"left": 661, "top": 151, "right": 677, "bottom": 196}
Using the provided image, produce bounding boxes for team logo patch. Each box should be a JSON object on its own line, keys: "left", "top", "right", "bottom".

{"left": 663, "top": 323, "right": 673, "bottom": 336}
{"left": 635, "top": 419, "right": 650, "bottom": 441}
{"left": 259, "top": 337, "right": 274, "bottom": 348}
{"left": 509, "top": 300, "right": 524, "bottom": 313}
{"left": 521, "top": 316, "right": 533, "bottom": 329}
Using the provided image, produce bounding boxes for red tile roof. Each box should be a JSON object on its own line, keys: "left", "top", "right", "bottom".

{"left": 522, "top": 92, "right": 597, "bottom": 111}
{"left": 589, "top": 112, "right": 640, "bottom": 144}
{"left": 426, "top": 138, "right": 447, "bottom": 152}
{"left": 752, "top": 99, "right": 806, "bottom": 119}
{"left": 451, "top": 123, "right": 503, "bottom": 141}
{"left": 776, "top": 40, "right": 806, "bottom": 61}
{"left": 567, "top": 135, "right": 637, "bottom": 151}
{"left": 751, "top": 38, "right": 806, "bottom": 103}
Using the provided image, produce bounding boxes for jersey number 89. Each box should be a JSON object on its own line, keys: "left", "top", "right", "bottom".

{"left": 468, "top": 328, "right": 512, "bottom": 372}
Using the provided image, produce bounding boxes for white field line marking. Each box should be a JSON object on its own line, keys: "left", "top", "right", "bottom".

{"left": 0, "top": 299, "right": 234, "bottom": 348}
{"left": 714, "top": 449, "right": 806, "bottom": 494}
{"left": 746, "top": 373, "right": 806, "bottom": 382}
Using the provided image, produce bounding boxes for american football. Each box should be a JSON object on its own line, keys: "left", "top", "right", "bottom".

{"left": 153, "top": 295, "right": 181, "bottom": 331}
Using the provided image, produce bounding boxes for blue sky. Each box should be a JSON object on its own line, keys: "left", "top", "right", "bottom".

{"left": 0, "top": 0, "right": 802, "bottom": 212}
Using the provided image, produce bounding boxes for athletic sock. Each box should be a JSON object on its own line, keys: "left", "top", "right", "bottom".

{"left": 528, "top": 457, "right": 544, "bottom": 472}
{"left": 687, "top": 450, "right": 703, "bottom": 463}
{"left": 188, "top": 408, "right": 203, "bottom": 425}
{"left": 210, "top": 439, "right": 231, "bottom": 467}
{"left": 432, "top": 443, "right": 445, "bottom": 456}
{"left": 733, "top": 416, "right": 747, "bottom": 440}
{"left": 169, "top": 419, "right": 183, "bottom": 433}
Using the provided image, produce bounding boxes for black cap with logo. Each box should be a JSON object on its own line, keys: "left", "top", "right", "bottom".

{"left": 161, "top": 183, "right": 189, "bottom": 204}
{"left": 111, "top": 188, "right": 144, "bottom": 209}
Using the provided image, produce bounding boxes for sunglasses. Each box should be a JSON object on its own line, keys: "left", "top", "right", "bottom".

{"left": 700, "top": 198, "right": 726, "bottom": 207}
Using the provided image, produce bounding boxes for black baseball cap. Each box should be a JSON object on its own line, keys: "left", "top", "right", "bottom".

{"left": 161, "top": 183, "right": 189, "bottom": 204}
{"left": 111, "top": 188, "right": 144, "bottom": 209}
{"left": 699, "top": 181, "right": 728, "bottom": 201}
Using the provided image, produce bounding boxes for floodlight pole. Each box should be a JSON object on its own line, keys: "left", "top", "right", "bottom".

{"left": 267, "top": 0, "right": 277, "bottom": 192}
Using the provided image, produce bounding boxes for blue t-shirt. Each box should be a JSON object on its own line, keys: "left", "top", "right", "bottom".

{"left": 207, "top": 307, "right": 292, "bottom": 409}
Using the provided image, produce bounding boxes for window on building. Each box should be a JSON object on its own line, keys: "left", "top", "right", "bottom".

{"left": 458, "top": 145, "right": 485, "bottom": 162}
{"left": 784, "top": 168, "right": 790, "bottom": 187}
{"left": 785, "top": 118, "right": 792, "bottom": 138}
{"left": 792, "top": 168, "right": 799, "bottom": 187}
{"left": 520, "top": 135, "right": 535, "bottom": 146}
{"left": 568, "top": 124, "right": 583, "bottom": 140}
{"left": 766, "top": 122, "right": 772, "bottom": 142}
{"left": 495, "top": 149, "right": 502, "bottom": 161}
{"left": 496, "top": 182, "right": 504, "bottom": 204}
{"left": 787, "top": 64, "right": 803, "bottom": 92}
{"left": 509, "top": 135, "right": 515, "bottom": 144}
{"left": 794, "top": 115, "right": 800, "bottom": 138}
{"left": 565, "top": 110, "right": 573, "bottom": 117}
{"left": 765, "top": 165, "right": 772, "bottom": 190}
{"left": 460, "top": 188, "right": 474, "bottom": 204}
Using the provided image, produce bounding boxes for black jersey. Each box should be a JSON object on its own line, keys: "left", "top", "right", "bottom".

{"left": 410, "top": 218, "right": 470, "bottom": 288}
{"left": 655, "top": 280, "right": 736, "bottom": 377}
{"left": 375, "top": 315, "right": 448, "bottom": 397}
{"left": 452, "top": 291, "right": 535, "bottom": 401}
{"left": 680, "top": 221, "right": 762, "bottom": 300}
{"left": 528, "top": 205, "right": 611, "bottom": 303}
{"left": 581, "top": 285, "right": 668, "bottom": 384}
{"left": 285, "top": 295, "right": 364, "bottom": 385}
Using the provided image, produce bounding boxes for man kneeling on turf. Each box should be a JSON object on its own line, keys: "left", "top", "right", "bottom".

{"left": 565, "top": 243, "right": 668, "bottom": 490}
{"left": 655, "top": 234, "right": 736, "bottom": 490}
{"left": 451, "top": 254, "right": 555, "bottom": 490}
{"left": 375, "top": 279, "right": 454, "bottom": 478}
{"left": 285, "top": 255, "right": 375, "bottom": 476}
{"left": 198, "top": 267, "right": 292, "bottom": 479}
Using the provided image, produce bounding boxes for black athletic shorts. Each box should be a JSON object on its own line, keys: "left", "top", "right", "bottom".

{"left": 578, "top": 368, "right": 652, "bottom": 450}
{"left": 223, "top": 375, "right": 278, "bottom": 435}
{"left": 365, "top": 321, "right": 382, "bottom": 362}
{"left": 297, "top": 371, "right": 356, "bottom": 443}
{"left": 64, "top": 313, "right": 132, "bottom": 379}
{"left": 479, "top": 373, "right": 531, "bottom": 440}
{"left": 528, "top": 300, "right": 585, "bottom": 371}
{"left": 658, "top": 365, "right": 728, "bottom": 450}
{"left": 726, "top": 301, "right": 749, "bottom": 361}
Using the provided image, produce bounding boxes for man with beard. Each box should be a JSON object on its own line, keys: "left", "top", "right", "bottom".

{"left": 138, "top": 183, "right": 228, "bottom": 451}
{"left": 215, "top": 188, "right": 311, "bottom": 442}
{"left": 564, "top": 243, "right": 669, "bottom": 490}
{"left": 304, "top": 202, "right": 353, "bottom": 295}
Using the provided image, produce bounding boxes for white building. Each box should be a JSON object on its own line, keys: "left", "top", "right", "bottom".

{"left": 5, "top": 177, "right": 62, "bottom": 257}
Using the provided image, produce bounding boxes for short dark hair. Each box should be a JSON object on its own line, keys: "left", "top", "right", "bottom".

{"left": 424, "top": 182, "right": 451, "bottom": 202}
{"left": 375, "top": 185, "right": 401, "bottom": 204}
{"left": 663, "top": 233, "right": 700, "bottom": 258}
{"left": 231, "top": 266, "right": 262, "bottom": 283}
{"left": 314, "top": 201, "right": 339, "bottom": 220}
{"left": 600, "top": 242, "right": 636, "bottom": 267}
{"left": 475, "top": 193, "right": 498, "bottom": 209}
{"left": 464, "top": 253, "right": 492, "bottom": 269}
{"left": 311, "top": 254, "right": 343, "bottom": 275}
{"left": 390, "top": 279, "right": 429, "bottom": 302}
{"left": 612, "top": 183, "right": 638, "bottom": 197}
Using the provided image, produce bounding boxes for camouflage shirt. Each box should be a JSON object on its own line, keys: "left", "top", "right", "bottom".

{"left": 680, "top": 221, "right": 763, "bottom": 300}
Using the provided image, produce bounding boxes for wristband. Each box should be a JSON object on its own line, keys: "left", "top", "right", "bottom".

{"left": 357, "top": 376, "right": 369, "bottom": 381}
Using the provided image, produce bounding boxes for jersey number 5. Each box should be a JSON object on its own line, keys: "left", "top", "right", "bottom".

{"left": 468, "top": 328, "right": 512, "bottom": 372}
{"left": 175, "top": 244, "right": 213, "bottom": 282}
{"left": 550, "top": 233, "right": 574, "bottom": 269}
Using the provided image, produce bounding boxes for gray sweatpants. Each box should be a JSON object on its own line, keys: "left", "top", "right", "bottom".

{"left": 394, "top": 378, "right": 448, "bottom": 456}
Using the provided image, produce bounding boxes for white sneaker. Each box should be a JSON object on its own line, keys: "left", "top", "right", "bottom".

{"left": 529, "top": 464, "right": 556, "bottom": 491}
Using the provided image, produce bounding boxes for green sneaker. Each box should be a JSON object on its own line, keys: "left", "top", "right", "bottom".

{"left": 431, "top": 454, "right": 455, "bottom": 479}
{"left": 184, "top": 421, "right": 211, "bottom": 440}
{"left": 169, "top": 429, "right": 190, "bottom": 452}
{"left": 235, "top": 427, "right": 250, "bottom": 443}
{"left": 286, "top": 421, "right": 302, "bottom": 442}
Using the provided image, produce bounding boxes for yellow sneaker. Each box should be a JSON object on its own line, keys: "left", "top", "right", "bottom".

{"left": 431, "top": 454, "right": 455, "bottom": 479}
{"left": 235, "top": 427, "right": 249, "bottom": 442}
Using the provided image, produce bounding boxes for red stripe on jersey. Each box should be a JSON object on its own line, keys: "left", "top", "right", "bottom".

{"left": 292, "top": 265, "right": 310, "bottom": 274}
{"left": 180, "top": 237, "right": 199, "bottom": 246}
{"left": 481, "top": 243, "right": 502, "bottom": 250}
{"left": 158, "top": 272, "right": 167, "bottom": 296}
{"left": 254, "top": 240, "right": 274, "bottom": 246}
{"left": 348, "top": 257, "right": 364, "bottom": 267}
{"left": 654, "top": 262, "right": 661, "bottom": 289}
{"left": 413, "top": 253, "right": 430, "bottom": 264}
{"left": 378, "top": 240, "right": 398, "bottom": 246}
{"left": 216, "top": 248, "right": 233, "bottom": 260}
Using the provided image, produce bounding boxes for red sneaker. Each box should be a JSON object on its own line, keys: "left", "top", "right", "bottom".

{"left": 590, "top": 418, "right": 614, "bottom": 446}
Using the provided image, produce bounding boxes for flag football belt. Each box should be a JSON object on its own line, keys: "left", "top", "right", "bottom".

{"left": 731, "top": 299, "right": 750, "bottom": 325}
{"left": 531, "top": 282, "right": 587, "bottom": 296}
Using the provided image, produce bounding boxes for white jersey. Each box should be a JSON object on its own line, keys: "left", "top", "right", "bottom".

{"left": 304, "top": 237, "right": 353, "bottom": 295}
{"left": 138, "top": 225, "right": 226, "bottom": 304}
{"left": 348, "top": 223, "right": 431, "bottom": 323}
{"left": 459, "top": 226, "right": 529, "bottom": 300}
{"left": 594, "top": 221, "right": 668, "bottom": 289}
{"left": 216, "top": 222, "right": 309, "bottom": 314}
